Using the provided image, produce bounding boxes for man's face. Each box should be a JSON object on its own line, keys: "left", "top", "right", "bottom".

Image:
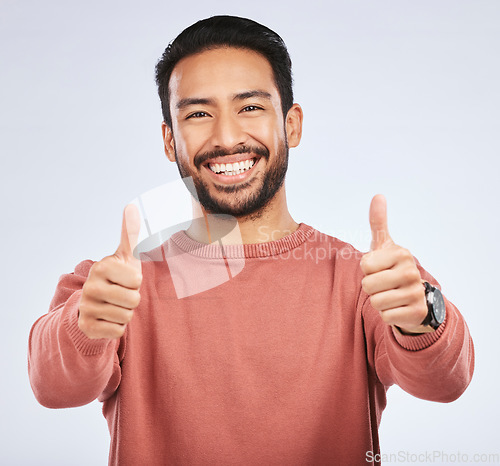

{"left": 163, "top": 47, "right": 299, "bottom": 218}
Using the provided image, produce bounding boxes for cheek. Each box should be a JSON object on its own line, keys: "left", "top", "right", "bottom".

{"left": 172, "top": 127, "right": 204, "bottom": 162}
{"left": 173, "top": 135, "right": 189, "bottom": 158}
{"left": 247, "top": 116, "right": 285, "bottom": 149}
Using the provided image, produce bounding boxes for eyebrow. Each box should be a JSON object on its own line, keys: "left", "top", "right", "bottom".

{"left": 232, "top": 90, "right": 273, "bottom": 101}
{"left": 176, "top": 97, "right": 216, "bottom": 110}
{"left": 175, "top": 90, "right": 273, "bottom": 110}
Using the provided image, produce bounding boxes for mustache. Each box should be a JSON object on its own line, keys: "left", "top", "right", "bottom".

{"left": 195, "top": 145, "right": 269, "bottom": 168}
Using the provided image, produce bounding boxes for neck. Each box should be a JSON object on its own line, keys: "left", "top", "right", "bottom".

{"left": 185, "top": 184, "right": 299, "bottom": 245}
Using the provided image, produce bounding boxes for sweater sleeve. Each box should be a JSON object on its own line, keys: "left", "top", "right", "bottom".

{"left": 28, "top": 260, "right": 123, "bottom": 408}
{"left": 361, "top": 259, "right": 475, "bottom": 402}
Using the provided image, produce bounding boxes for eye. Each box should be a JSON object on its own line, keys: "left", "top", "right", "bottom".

{"left": 241, "top": 105, "right": 262, "bottom": 113}
{"left": 186, "top": 111, "right": 210, "bottom": 119}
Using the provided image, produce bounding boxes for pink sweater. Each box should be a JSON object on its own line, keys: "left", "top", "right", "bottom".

{"left": 28, "top": 224, "right": 474, "bottom": 465}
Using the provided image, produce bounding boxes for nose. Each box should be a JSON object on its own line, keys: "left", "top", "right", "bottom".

{"left": 210, "top": 111, "right": 246, "bottom": 152}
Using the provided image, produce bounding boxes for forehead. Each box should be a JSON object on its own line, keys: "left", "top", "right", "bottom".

{"left": 168, "top": 47, "right": 279, "bottom": 102}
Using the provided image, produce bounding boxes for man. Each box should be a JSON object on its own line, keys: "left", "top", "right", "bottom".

{"left": 28, "top": 15, "right": 474, "bottom": 465}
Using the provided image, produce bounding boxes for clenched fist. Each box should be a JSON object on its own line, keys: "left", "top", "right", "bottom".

{"left": 78, "top": 204, "right": 143, "bottom": 339}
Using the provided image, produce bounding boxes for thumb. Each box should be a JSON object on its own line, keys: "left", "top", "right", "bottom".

{"left": 115, "top": 204, "right": 141, "bottom": 264}
{"left": 369, "top": 194, "right": 393, "bottom": 251}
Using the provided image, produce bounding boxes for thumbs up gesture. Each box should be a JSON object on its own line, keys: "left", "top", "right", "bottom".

{"left": 360, "top": 195, "right": 433, "bottom": 334}
{"left": 78, "top": 205, "right": 143, "bottom": 339}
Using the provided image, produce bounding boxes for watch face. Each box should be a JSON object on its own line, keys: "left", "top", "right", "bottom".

{"left": 432, "top": 288, "right": 446, "bottom": 324}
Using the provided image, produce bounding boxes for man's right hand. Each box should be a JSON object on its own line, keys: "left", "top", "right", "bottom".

{"left": 78, "top": 204, "right": 143, "bottom": 339}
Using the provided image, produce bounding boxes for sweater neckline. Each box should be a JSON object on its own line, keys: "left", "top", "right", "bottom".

{"left": 169, "top": 223, "right": 315, "bottom": 259}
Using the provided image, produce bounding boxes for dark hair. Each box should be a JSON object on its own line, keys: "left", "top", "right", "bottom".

{"left": 155, "top": 15, "right": 293, "bottom": 128}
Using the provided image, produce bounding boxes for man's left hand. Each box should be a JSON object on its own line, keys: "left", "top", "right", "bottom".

{"left": 360, "top": 194, "right": 434, "bottom": 334}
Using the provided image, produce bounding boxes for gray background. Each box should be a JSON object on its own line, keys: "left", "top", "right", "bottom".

{"left": 2, "top": 0, "right": 499, "bottom": 464}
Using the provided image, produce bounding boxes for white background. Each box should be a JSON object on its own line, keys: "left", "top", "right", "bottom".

{"left": 1, "top": 1, "right": 499, "bottom": 464}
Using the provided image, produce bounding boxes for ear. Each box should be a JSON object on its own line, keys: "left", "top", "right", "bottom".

{"left": 285, "top": 103, "right": 303, "bottom": 148}
{"left": 161, "top": 122, "right": 176, "bottom": 162}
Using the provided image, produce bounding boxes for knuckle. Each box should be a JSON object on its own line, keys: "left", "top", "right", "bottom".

{"left": 361, "top": 277, "right": 369, "bottom": 293}
{"left": 359, "top": 256, "right": 367, "bottom": 269}
{"left": 370, "top": 295, "right": 381, "bottom": 310}
{"left": 396, "top": 247, "right": 411, "bottom": 262}
{"left": 78, "top": 299, "right": 89, "bottom": 315}
{"left": 81, "top": 280, "right": 91, "bottom": 295}
{"left": 78, "top": 316, "right": 97, "bottom": 338}
{"left": 112, "top": 324, "right": 126, "bottom": 339}
{"left": 411, "top": 284, "right": 425, "bottom": 301}
{"left": 77, "top": 315, "right": 87, "bottom": 331}
{"left": 401, "top": 267, "right": 417, "bottom": 282}
{"left": 79, "top": 306, "right": 93, "bottom": 323}
{"left": 88, "top": 282, "right": 105, "bottom": 300}
{"left": 410, "top": 268, "right": 421, "bottom": 282}
{"left": 130, "top": 291, "right": 141, "bottom": 309}
{"left": 92, "top": 256, "right": 116, "bottom": 279}
{"left": 86, "top": 319, "right": 99, "bottom": 335}
{"left": 79, "top": 299, "right": 97, "bottom": 318}
{"left": 404, "top": 250, "right": 414, "bottom": 263}
{"left": 91, "top": 260, "right": 106, "bottom": 276}
{"left": 379, "top": 311, "right": 391, "bottom": 324}
{"left": 360, "top": 254, "right": 372, "bottom": 273}
{"left": 82, "top": 279, "right": 98, "bottom": 297}
{"left": 132, "top": 272, "right": 143, "bottom": 289}
{"left": 81, "top": 282, "right": 92, "bottom": 298}
{"left": 417, "top": 306, "right": 428, "bottom": 322}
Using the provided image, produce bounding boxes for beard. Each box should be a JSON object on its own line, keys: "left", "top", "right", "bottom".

{"left": 173, "top": 139, "right": 289, "bottom": 219}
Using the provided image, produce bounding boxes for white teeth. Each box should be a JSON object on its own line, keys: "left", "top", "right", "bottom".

{"left": 208, "top": 158, "right": 256, "bottom": 175}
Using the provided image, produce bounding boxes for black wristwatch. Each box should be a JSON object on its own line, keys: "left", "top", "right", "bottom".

{"left": 420, "top": 281, "right": 446, "bottom": 330}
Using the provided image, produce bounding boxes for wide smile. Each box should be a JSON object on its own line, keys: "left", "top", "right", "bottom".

{"left": 203, "top": 156, "right": 261, "bottom": 185}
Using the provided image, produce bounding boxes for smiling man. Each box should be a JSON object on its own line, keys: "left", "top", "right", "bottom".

{"left": 28, "top": 16, "right": 474, "bottom": 466}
